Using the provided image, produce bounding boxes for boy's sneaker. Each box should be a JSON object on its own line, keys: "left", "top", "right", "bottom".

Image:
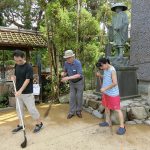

{"left": 99, "top": 122, "right": 109, "bottom": 127}
{"left": 12, "top": 125, "right": 23, "bottom": 134}
{"left": 116, "top": 127, "right": 126, "bottom": 135}
{"left": 33, "top": 122, "right": 43, "bottom": 133}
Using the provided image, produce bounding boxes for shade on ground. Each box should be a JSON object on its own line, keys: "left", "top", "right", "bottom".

{"left": 0, "top": 104, "right": 150, "bottom": 150}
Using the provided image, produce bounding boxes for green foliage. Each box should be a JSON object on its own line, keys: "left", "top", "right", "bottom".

{"left": 80, "top": 9, "right": 100, "bottom": 38}
{"left": 59, "top": 0, "right": 75, "bottom": 8}
{"left": 0, "top": 51, "right": 14, "bottom": 68}
{"left": 30, "top": 49, "right": 49, "bottom": 68}
{"left": 0, "top": 93, "right": 9, "bottom": 108}
{"left": 5, "top": 60, "right": 15, "bottom": 66}
{"left": 53, "top": 7, "right": 75, "bottom": 51}
{"left": 81, "top": 42, "right": 103, "bottom": 66}
{"left": 42, "top": 75, "right": 69, "bottom": 102}
{"left": 97, "top": 2, "right": 112, "bottom": 25}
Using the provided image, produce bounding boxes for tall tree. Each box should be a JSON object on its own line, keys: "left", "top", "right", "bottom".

{"left": 0, "top": 0, "right": 43, "bottom": 29}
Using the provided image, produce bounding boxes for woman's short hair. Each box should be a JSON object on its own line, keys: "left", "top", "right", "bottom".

{"left": 96, "top": 58, "right": 110, "bottom": 67}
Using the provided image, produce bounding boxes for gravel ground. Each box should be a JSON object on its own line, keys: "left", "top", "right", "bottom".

{"left": 0, "top": 104, "right": 150, "bottom": 150}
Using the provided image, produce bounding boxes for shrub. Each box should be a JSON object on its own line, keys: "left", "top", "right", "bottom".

{"left": 0, "top": 93, "right": 9, "bottom": 108}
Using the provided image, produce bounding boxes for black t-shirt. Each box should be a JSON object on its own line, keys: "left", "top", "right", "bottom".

{"left": 15, "top": 63, "right": 33, "bottom": 94}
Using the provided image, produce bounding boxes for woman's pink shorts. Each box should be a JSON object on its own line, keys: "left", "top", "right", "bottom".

{"left": 102, "top": 93, "right": 121, "bottom": 110}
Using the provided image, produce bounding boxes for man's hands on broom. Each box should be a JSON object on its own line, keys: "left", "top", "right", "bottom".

{"left": 61, "top": 72, "right": 67, "bottom": 77}
{"left": 61, "top": 72, "right": 69, "bottom": 82}
{"left": 61, "top": 76, "right": 70, "bottom": 82}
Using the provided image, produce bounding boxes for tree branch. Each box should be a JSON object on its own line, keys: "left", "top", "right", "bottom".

{"left": 3, "top": 10, "right": 24, "bottom": 28}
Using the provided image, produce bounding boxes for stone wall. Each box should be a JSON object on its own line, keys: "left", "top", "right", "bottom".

{"left": 83, "top": 91, "right": 150, "bottom": 125}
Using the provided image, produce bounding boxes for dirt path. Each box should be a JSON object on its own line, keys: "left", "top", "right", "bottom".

{"left": 0, "top": 104, "right": 150, "bottom": 150}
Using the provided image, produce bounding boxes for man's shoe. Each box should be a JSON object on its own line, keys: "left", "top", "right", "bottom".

{"left": 12, "top": 125, "right": 23, "bottom": 134}
{"left": 76, "top": 111, "right": 82, "bottom": 118}
{"left": 33, "top": 122, "right": 43, "bottom": 133}
{"left": 67, "top": 114, "right": 74, "bottom": 119}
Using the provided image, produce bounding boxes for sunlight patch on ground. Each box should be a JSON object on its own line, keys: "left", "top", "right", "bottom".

{"left": 0, "top": 113, "right": 16, "bottom": 119}
{"left": 39, "top": 104, "right": 62, "bottom": 109}
{"left": 0, "top": 112, "right": 30, "bottom": 125}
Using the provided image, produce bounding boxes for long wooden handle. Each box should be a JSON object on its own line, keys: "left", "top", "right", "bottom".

{"left": 12, "top": 80, "right": 25, "bottom": 130}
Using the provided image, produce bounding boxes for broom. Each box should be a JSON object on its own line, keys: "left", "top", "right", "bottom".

{"left": 12, "top": 80, "right": 27, "bottom": 148}
{"left": 107, "top": 109, "right": 113, "bottom": 135}
{"left": 44, "top": 100, "right": 52, "bottom": 118}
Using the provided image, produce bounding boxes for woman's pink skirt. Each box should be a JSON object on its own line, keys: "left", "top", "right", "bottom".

{"left": 102, "top": 93, "right": 121, "bottom": 110}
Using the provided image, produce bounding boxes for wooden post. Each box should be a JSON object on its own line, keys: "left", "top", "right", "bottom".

{"left": 26, "top": 50, "right": 30, "bottom": 62}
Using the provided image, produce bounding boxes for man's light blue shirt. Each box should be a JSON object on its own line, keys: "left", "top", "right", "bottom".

{"left": 64, "top": 59, "right": 83, "bottom": 77}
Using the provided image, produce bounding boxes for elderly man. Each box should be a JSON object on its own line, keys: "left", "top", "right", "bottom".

{"left": 111, "top": 3, "right": 129, "bottom": 58}
{"left": 61, "top": 50, "right": 84, "bottom": 119}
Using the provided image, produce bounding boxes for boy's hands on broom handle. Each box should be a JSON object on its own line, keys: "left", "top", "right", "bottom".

{"left": 11, "top": 76, "right": 30, "bottom": 97}
{"left": 11, "top": 75, "right": 16, "bottom": 81}
{"left": 15, "top": 79, "right": 30, "bottom": 97}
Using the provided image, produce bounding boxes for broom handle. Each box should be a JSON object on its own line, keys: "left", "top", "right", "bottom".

{"left": 12, "top": 80, "right": 25, "bottom": 130}
{"left": 107, "top": 109, "right": 113, "bottom": 135}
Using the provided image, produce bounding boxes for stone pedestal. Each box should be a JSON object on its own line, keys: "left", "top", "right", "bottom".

{"left": 116, "top": 67, "right": 139, "bottom": 99}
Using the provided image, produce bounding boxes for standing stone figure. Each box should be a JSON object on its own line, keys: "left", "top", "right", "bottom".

{"left": 111, "top": 3, "right": 129, "bottom": 58}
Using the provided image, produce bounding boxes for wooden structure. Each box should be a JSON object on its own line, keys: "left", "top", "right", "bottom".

{"left": 0, "top": 26, "right": 47, "bottom": 61}
{"left": 0, "top": 26, "right": 47, "bottom": 50}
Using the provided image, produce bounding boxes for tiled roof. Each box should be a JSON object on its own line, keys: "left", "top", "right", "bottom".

{"left": 0, "top": 27, "right": 47, "bottom": 49}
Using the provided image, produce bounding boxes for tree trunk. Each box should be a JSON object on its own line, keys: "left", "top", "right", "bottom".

{"left": 45, "top": 12, "right": 52, "bottom": 80}
{"left": 76, "top": 0, "right": 81, "bottom": 57}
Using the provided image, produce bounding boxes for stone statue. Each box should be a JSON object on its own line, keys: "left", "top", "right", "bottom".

{"left": 110, "top": 3, "right": 129, "bottom": 58}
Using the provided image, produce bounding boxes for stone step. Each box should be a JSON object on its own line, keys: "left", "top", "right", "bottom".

{"left": 88, "top": 100, "right": 100, "bottom": 110}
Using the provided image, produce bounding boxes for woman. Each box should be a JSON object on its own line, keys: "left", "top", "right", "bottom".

{"left": 96, "top": 58, "right": 126, "bottom": 135}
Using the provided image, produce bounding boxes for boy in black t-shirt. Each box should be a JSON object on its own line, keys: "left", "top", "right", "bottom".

{"left": 11, "top": 50, "right": 43, "bottom": 133}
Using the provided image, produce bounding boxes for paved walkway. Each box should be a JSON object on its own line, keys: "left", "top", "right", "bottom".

{"left": 0, "top": 104, "right": 150, "bottom": 150}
